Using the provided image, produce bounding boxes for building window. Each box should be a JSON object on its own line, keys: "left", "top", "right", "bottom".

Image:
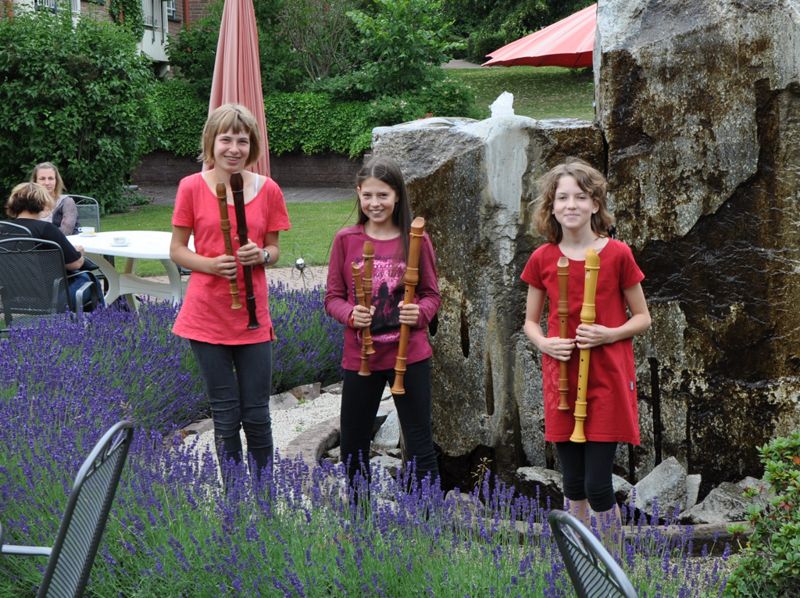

{"left": 166, "top": 0, "right": 178, "bottom": 21}
{"left": 34, "top": 0, "right": 58, "bottom": 12}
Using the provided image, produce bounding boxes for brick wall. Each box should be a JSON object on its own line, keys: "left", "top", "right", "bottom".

{"left": 132, "top": 151, "right": 363, "bottom": 188}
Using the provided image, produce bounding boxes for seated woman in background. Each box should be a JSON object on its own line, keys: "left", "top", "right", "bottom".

{"left": 5, "top": 182, "right": 102, "bottom": 310}
{"left": 31, "top": 162, "right": 79, "bottom": 235}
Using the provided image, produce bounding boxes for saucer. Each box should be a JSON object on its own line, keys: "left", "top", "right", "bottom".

{"left": 111, "top": 240, "right": 129, "bottom": 247}
{"left": 79, "top": 232, "right": 97, "bottom": 237}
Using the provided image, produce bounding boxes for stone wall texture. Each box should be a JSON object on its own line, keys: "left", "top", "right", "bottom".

{"left": 371, "top": 0, "right": 800, "bottom": 495}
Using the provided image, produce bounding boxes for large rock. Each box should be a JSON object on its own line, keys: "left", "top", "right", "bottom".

{"left": 597, "top": 0, "right": 800, "bottom": 493}
{"left": 631, "top": 456, "right": 688, "bottom": 518}
{"left": 372, "top": 116, "right": 604, "bottom": 481}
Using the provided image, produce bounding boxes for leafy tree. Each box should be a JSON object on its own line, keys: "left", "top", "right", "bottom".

{"left": 278, "top": 0, "right": 359, "bottom": 82}
{"left": 0, "top": 10, "right": 156, "bottom": 211}
{"left": 167, "top": 0, "right": 304, "bottom": 97}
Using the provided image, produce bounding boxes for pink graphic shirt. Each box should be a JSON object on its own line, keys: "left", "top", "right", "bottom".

{"left": 325, "top": 225, "right": 440, "bottom": 371}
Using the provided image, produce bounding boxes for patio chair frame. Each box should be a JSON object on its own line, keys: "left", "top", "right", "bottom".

{"left": 548, "top": 509, "right": 637, "bottom": 598}
{"left": 1, "top": 421, "right": 134, "bottom": 598}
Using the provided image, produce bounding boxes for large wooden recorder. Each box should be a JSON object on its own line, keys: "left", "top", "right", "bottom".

{"left": 390, "top": 217, "right": 425, "bottom": 396}
{"left": 215, "top": 182, "right": 242, "bottom": 310}
{"left": 556, "top": 256, "right": 570, "bottom": 411}
{"left": 570, "top": 248, "right": 600, "bottom": 443}
{"left": 230, "top": 173, "right": 259, "bottom": 329}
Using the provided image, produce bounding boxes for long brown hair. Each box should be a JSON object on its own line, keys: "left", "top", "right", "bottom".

{"left": 532, "top": 157, "right": 615, "bottom": 243}
{"left": 355, "top": 156, "right": 413, "bottom": 261}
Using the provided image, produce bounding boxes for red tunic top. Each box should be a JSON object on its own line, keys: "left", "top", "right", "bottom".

{"left": 325, "top": 225, "right": 440, "bottom": 371}
{"left": 521, "top": 240, "right": 644, "bottom": 444}
{"left": 172, "top": 172, "right": 291, "bottom": 344}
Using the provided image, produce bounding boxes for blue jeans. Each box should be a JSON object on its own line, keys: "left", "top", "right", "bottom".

{"left": 67, "top": 271, "right": 104, "bottom": 310}
{"left": 190, "top": 340, "right": 273, "bottom": 477}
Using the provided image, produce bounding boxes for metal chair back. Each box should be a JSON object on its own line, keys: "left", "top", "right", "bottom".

{"left": 548, "top": 509, "right": 637, "bottom": 598}
{"left": 0, "top": 238, "right": 93, "bottom": 327}
{"left": 1, "top": 421, "right": 134, "bottom": 598}
{"left": 0, "top": 220, "right": 32, "bottom": 240}
{"left": 71, "top": 196, "right": 100, "bottom": 232}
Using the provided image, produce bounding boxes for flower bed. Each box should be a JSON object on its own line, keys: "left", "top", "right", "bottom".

{"left": 0, "top": 297, "right": 733, "bottom": 596}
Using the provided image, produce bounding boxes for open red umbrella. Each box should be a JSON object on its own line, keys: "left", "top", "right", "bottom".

{"left": 483, "top": 4, "right": 596, "bottom": 69}
{"left": 208, "top": 0, "right": 270, "bottom": 176}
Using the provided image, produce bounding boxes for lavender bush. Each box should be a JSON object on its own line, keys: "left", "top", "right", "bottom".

{"left": 0, "top": 303, "right": 733, "bottom": 596}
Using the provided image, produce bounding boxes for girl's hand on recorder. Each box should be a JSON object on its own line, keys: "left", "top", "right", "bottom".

{"left": 211, "top": 254, "right": 237, "bottom": 280}
{"left": 350, "top": 305, "right": 374, "bottom": 329}
{"left": 236, "top": 239, "right": 261, "bottom": 266}
{"left": 398, "top": 301, "right": 420, "bottom": 326}
{"left": 539, "top": 336, "right": 575, "bottom": 362}
{"left": 575, "top": 324, "right": 613, "bottom": 349}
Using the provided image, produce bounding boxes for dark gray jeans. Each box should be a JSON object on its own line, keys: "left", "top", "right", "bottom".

{"left": 190, "top": 340, "right": 273, "bottom": 476}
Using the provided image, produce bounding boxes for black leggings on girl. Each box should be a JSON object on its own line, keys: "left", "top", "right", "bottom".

{"left": 340, "top": 359, "right": 438, "bottom": 488}
{"left": 556, "top": 441, "right": 618, "bottom": 512}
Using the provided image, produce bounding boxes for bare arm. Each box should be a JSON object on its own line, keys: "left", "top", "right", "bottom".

{"left": 170, "top": 225, "right": 237, "bottom": 279}
{"left": 524, "top": 285, "right": 575, "bottom": 362}
{"left": 575, "top": 282, "right": 651, "bottom": 349}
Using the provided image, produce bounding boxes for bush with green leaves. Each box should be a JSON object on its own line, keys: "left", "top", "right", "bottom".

{"left": 725, "top": 431, "right": 800, "bottom": 597}
{"left": 152, "top": 80, "right": 478, "bottom": 160}
{"left": 167, "top": 0, "right": 304, "bottom": 97}
{"left": 0, "top": 10, "right": 156, "bottom": 212}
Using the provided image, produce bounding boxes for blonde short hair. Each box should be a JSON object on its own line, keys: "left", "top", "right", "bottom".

{"left": 200, "top": 103, "right": 262, "bottom": 168}
{"left": 531, "top": 157, "right": 615, "bottom": 243}
{"left": 30, "top": 161, "right": 66, "bottom": 198}
{"left": 5, "top": 182, "right": 53, "bottom": 217}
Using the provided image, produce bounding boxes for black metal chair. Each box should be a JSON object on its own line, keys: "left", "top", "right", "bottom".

{"left": 70, "top": 195, "right": 100, "bottom": 232}
{"left": 1, "top": 421, "right": 134, "bottom": 598}
{"left": 0, "top": 237, "right": 99, "bottom": 327}
{"left": 548, "top": 509, "right": 637, "bottom": 598}
{"left": 0, "top": 220, "right": 32, "bottom": 240}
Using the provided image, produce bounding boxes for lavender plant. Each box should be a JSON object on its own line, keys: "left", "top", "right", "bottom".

{"left": 0, "top": 303, "right": 732, "bottom": 597}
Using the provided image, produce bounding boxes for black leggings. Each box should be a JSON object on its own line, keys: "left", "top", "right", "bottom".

{"left": 556, "top": 441, "right": 618, "bottom": 512}
{"left": 340, "top": 359, "right": 438, "bottom": 487}
{"left": 190, "top": 340, "right": 273, "bottom": 476}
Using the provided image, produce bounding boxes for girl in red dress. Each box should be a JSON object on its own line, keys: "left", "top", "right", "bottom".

{"left": 521, "top": 158, "right": 651, "bottom": 544}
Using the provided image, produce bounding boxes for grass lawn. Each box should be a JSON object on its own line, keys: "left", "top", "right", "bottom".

{"left": 100, "top": 199, "right": 357, "bottom": 277}
{"left": 448, "top": 65, "right": 595, "bottom": 121}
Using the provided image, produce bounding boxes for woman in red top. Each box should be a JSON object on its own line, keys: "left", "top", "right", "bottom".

{"left": 170, "top": 104, "right": 291, "bottom": 484}
{"left": 521, "top": 158, "right": 651, "bottom": 545}
{"left": 325, "top": 156, "right": 440, "bottom": 496}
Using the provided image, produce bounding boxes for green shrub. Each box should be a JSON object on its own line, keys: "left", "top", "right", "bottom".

{"left": 725, "top": 431, "right": 800, "bottom": 597}
{"left": 149, "top": 78, "right": 208, "bottom": 157}
{"left": 167, "top": 0, "right": 304, "bottom": 97}
{"left": 0, "top": 10, "right": 156, "bottom": 212}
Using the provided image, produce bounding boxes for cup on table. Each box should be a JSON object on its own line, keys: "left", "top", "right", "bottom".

{"left": 112, "top": 235, "right": 128, "bottom": 247}
{"left": 78, "top": 226, "right": 96, "bottom": 236}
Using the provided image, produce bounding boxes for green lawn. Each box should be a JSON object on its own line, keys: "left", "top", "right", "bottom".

{"left": 448, "top": 66, "right": 595, "bottom": 121}
{"left": 100, "top": 199, "right": 358, "bottom": 277}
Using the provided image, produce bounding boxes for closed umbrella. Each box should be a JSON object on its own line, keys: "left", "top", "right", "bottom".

{"left": 209, "top": 0, "right": 270, "bottom": 176}
{"left": 483, "top": 4, "right": 596, "bottom": 69}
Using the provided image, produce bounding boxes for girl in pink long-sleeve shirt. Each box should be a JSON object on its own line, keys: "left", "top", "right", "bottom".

{"left": 325, "top": 156, "right": 440, "bottom": 496}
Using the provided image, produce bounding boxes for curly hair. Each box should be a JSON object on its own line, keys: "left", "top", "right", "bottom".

{"left": 531, "top": 157, "right": 615, "bottom": 243}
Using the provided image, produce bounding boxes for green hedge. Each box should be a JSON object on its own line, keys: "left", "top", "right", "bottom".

{"left": 0, "top": 11, "right": 156, "bottom": 212}
{"left": 152, "top": 77, "right": 478, "bottom": 160}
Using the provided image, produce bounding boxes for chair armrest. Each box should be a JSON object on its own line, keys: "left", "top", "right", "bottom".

{"left": 1, "top": 544, "right": 52, "bottom": 557}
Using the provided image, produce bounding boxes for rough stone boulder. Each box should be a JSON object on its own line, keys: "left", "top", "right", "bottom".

{"left": 597, "top": 0, "right": 800, "bottom": 493}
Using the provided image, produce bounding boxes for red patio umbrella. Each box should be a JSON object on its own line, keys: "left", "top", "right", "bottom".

{"left": 208, "top": 0, "right": 270, "bottom": 176}
{"left": 482, "top": 4, "right": 596, "bottom": 69}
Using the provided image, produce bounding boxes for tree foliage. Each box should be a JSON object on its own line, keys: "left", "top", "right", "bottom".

{"left": 0, "top": 10, "right": 156, "bottom": 211}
